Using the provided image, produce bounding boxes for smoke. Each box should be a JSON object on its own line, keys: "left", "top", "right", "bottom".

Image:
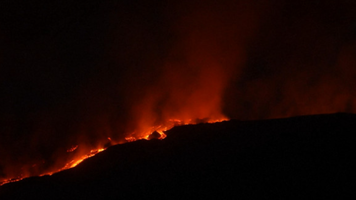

{"left": 119, "top": 0, "right": 260, "bottom": 137}
{"left": 224, "top": 0, "right": 356, "bottom": 120}
{"left": 1, "top": 0, "right": 356, "bottom": 183}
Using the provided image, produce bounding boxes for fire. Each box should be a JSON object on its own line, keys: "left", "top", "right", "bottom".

{"left": 1, "top": 0, "right": 355, "bottom": 189}
{"left": 0, "top": 0, "right": 247, "bottom": 188}
{"left": 55, "top": 118, "right": 227, "bottom": 172}
{"left": 59, "top": 148, "right": 106, "bottom": 170}
{"left": 66, "top": 145, "right": 78, "bottom": 153}
{"left": 0, "top": 118, "right": 227, "bottom": 186}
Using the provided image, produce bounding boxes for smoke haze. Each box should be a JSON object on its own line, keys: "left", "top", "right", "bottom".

{"left": 0, "top": 0, "right": 355, "bottom": 183}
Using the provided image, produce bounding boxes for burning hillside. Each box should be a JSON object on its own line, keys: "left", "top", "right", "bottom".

{"left": 0, "top": 113, "right": 354, "bottom": 198}
{"left": 0, "top": 0, "right": 356, "bottom": 188}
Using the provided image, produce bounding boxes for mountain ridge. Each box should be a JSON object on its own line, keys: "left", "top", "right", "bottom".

{"left": 0, "top": 113, "right": 354, "bottom": 199}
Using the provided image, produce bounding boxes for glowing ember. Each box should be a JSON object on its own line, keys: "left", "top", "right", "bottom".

{"left": 67, "top": 145, "right": 79, "bottom": 153}
{"left": 62, "top": 148, "right": 106, "bottom": 169}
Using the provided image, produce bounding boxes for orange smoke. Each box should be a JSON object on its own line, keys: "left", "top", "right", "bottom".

{"left": 123, "top": 0, "right": 260, "bottom": 138}
{"left": 224, "top": 0, "right": 356, "bottom": 120}
{"left": 0, "top": 0, "right": 260, "bottom": 185}
{"left": 2, "top": 0, "right": 355, "bottom": 186}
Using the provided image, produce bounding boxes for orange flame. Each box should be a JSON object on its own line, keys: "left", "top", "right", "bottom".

{"left": 0, "top": 0, "right": 252, "bottom": 187}
{"left": 66, "top": 145, "right": 78, "bottom": 153}
{"left": 0, "top": 118, "right": 227, "bottom": 186}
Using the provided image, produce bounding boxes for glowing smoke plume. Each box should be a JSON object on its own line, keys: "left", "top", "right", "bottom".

{"left": 0, "top": 0, "right": 260, "bottom": 184}
{"left": 1, "top": 0, "right": 355, "bottom": 185}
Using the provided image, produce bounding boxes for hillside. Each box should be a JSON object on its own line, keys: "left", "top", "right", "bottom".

{"left": 0, "top": 113, "right": 355, "bottom": 199}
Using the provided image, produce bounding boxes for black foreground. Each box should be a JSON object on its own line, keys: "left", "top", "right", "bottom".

{"left": 0, "top": 113, "right": 355, "bottom": 199}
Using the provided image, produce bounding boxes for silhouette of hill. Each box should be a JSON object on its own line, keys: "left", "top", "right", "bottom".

{"left": 0, "top": 113, "right": 354, "bottom": 199}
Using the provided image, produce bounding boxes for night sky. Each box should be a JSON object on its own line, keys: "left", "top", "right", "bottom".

{"left": 0, "top": 0, "right": 356, "bottom": 182}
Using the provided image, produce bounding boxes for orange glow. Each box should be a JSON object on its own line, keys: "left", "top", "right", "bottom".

{"left": 61, "top": 148, "right": 106, "bottom": 170}
{"left": 0, "top": 119, "right": 226, "bottom": 186}
{"left": 1, "top": 0, "right": 355, "bottom": 189}
{"left": 0, "top": 0, "right": 250, "bottom": 187}
{"left": 66, "top": 145, "right": 79, "bottom": 153}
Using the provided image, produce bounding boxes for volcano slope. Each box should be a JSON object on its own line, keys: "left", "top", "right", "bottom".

{"left": 0, "top": 113, "right": 355, "bottom": 199}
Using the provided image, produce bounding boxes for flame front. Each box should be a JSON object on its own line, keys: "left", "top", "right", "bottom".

{"left": 0, "top": 118, "right": 226, "bottom": 186}
{"left": 0, "top": 0, "right": 248, "bottom": 186}
{"left": 2, "top": 0, "right": 353, "bottom": 188}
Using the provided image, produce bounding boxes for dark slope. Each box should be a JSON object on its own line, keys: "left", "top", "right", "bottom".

{"left": 0, "top": 113, "right": 355, "bottom": 199}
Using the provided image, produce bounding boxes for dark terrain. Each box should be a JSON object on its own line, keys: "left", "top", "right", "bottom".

{"left": 0, "top": 113, "right": 355, "bottom": 199}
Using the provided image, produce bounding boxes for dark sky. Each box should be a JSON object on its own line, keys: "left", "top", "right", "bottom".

{"left": 0, "top": 0, "right": 355, "bottom": 182}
